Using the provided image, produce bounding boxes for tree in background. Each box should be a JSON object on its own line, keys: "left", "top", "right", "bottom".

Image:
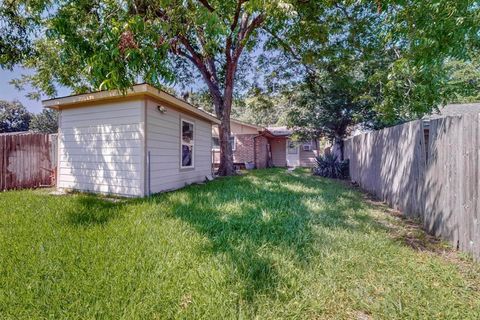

{"left": 0, "top": 100, "right": 31, "bottom": 133}
{"left": 445, "top": 55, "right": 480, "bottom": 103}
{"left": 29, "top": 109, "right": 58, "bottom": 133}
{"left": 261, "top": 0, "right": 479, "bottom": 157}
{"left": 231, "top": 87, "right": 289, "bottom": 126}
{"left": 261, "top": 1, "right": 389, "bottom": 156}
{"left": 374, "top": 0, "right": 479, "bottom": 121}
{"left": 0, "top": 1, "right": 42, "bottom": 68}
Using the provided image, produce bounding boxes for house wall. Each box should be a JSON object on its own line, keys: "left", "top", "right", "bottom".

{"left": 146, "top": 99, "right": 212, "bottom": 193}
{"left": 231, "top": 122, "right": 259, "bottom": 134}
{"left": 212, "top": 121, "right": 260, "bottom": 167}
{"left": 270, "top": 137, "right": 287, "bottom": 167}
{"left": 299, "top": 142, "right": 318, "bottom": 167}
{"left": 232, "top": 134, "right": 256, "bottom": 164}
{"left": 57, "top": 99, "right": 144, "bottom": 197}
{"left": 255, "top": 136, "right": 269, "bottom": 169}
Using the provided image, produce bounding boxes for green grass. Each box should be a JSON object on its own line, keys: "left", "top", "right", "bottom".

{"left": 1, "top": 168, "right": 479, "bottom": 319}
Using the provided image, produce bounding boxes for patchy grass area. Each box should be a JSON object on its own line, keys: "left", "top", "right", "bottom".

{"left": 1, "top": 168, "right": 479, "bottom": 319}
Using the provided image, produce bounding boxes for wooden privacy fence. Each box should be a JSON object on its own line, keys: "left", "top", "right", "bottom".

{"left": 344, "top": 115, "right": 480, "bottom": 260}
{"left": 0, "top": 132, "right": 57, "bottom": 190}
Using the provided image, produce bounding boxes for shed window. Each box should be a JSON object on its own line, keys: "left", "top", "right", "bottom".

{"left": 230, "top": 136, "right": 236, "bottom": 151}
{"left": 181, "top": 119, "right": 194, "bottom": 168}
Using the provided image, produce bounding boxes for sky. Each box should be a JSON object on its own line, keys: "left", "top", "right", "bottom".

{"left": 0, "top": 67, "right": 70, "bottom": 113}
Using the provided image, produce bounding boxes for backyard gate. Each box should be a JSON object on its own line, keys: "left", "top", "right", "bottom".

{"left": 0, "top": 132, "right": 57, "bottom": 190}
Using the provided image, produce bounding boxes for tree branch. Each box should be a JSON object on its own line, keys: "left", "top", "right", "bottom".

{"left": 197, "top": 0, "right": 215, "bottom": 12}
{"left": 194, "top": 27, "right": 219, "bottom": 84}
{"left": 233, "top": 13, "right": 265, "bottom": 61}
{"left": 177, "top": 36, "right": 223, "bottom": 113}
{"left": 230, "top": 0, "right": 246, "bottom": 32}
{"left": 262, "top": 26, "right": 321, "bottom": 78}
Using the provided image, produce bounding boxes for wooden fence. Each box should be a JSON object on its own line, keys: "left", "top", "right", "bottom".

{"left": 344, "top": 115, "right": 480, "bottom": 260}
{"left": 0, "top": 132, "right": 57, "bottom": 190}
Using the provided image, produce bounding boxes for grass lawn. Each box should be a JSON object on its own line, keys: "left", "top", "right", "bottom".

{"left": 1, "top": 168, "right": 480, "bottom": 319}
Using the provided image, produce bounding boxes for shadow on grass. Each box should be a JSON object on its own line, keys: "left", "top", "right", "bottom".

{"left": 66, "top": 196, "right": 125, "bottom": 226}
{"left": 144, "top": 169, "right": 387, "bottom": 301}
{"left": 63, "top": 169, "right": 389, "bottom": 301}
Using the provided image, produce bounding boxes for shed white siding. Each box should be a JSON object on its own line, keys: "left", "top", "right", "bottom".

{"left": 57, "top": 100, "right": 144, "bottom": 196}
{"left": 146, "top": 99, "right": 212, "bottom": 193}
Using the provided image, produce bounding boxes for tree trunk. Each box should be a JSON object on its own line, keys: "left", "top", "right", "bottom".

{"left": 332, "top": 136, "right": 344, "bottom": 161}
{"left": 217, "top": 117, "right": 235, "bottom": 176}
{"left": 313, "top": 138, "right": 320, "bottom": 157}
{"left": 212, "top": 61, "right": 236, "bottom": 176}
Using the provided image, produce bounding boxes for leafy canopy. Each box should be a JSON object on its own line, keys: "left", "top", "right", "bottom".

{"left": 6, "top": 0, "right": 294, "bottom": 97}
{"left": 29, "top": 109, "right": 58, "bottom": 133}
{"left": 264, "top": 0, "right": 480, "bottom": 124}
{"left": 0, "top": 100, "right": 31, "bottom": 133}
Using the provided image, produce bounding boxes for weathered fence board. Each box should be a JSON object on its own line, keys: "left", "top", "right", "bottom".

{"left": 344, "top": 115, "right": 480, "bottom": 260}
{"left": 344, "top": 120, "right": 426, "bottom": 217}
{"left": 0, "top": 133, "right": 57, "bottom": 190}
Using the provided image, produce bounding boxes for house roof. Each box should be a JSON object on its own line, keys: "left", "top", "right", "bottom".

{"left": 230, "top": 118, "right": 264, "bottom": 131}
{"left": 42, "top": 83, "right": 220, "bottom": 124}
{"left": 423, "top": 102, "right": 480, "bottom": 120}
{"left": 266, "top": 126, "right": 292, "bottom": 136}
{"left": 228, "top": 120, "right": 292, "bottom": 137}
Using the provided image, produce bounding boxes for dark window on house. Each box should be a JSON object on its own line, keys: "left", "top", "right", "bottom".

{"left": 181, "top": 119, "right": 194, "bottom": 168}
{"left": 212, "top": 137, "right": 220, "bottom": 150}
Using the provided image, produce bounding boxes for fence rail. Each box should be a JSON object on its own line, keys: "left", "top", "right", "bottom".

{"left": 0, "top": 132, "right": 57, "bottom": 190}
{"left": 345, "top": 115, "right": 480, "bottom": 260}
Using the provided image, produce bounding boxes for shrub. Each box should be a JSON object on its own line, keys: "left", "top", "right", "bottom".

{"left": 313, "top": 153, "right": 349, "bottom": 179}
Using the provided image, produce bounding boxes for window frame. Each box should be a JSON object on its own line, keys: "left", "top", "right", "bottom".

{"left": 180, "top": 118, "right": 195, "bottom": 169}
{"left": 302, "top": 142, "right": 313, "bottom": 151}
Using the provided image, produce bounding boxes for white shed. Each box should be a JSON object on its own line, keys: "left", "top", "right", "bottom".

{"left": 43, "top": 84, "right": 220, "bottom": 197}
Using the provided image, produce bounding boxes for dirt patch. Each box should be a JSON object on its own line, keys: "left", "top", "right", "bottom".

{"left": 180, "top": 294, "right": 193, "bottom": 310}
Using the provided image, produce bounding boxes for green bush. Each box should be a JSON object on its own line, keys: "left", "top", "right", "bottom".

{"left": 313, "top": 153, "right": 349, "bottom": 179}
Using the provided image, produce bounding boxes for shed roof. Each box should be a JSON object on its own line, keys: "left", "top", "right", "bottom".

{"left": 42, "top": 83, "right": 220, "bottom": 124}
{"left": 423, "top": 102, "right": 480, "bottom": 120}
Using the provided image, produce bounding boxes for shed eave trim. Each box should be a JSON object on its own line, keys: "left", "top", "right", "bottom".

{"left": 42, "top": 84, "right": 220, "bottom": 124}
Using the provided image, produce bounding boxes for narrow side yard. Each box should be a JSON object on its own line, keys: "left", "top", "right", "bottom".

{"left": 1, "top": 169, "right": 479, "bottom": 319}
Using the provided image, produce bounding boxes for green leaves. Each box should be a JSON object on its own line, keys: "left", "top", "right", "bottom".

{"left": 0, "top": 100, "right": 31, "bottom": 133}
{"left": 2, "top": 0, "right": 479, "bottom": 130}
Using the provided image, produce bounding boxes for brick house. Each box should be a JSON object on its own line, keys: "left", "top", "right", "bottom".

{"left": 212, "top": 120, "right": 318, "bottom": 169}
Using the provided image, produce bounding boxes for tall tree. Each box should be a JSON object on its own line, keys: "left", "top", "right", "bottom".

{"left": 264, "top": 0, "right": 479, "bottom": 122}
{"left": 1, "top": 0, "right": 296, "bottom": 176}
{"left": 0, "top": 100, "right": 31, "bottom": 133}
{"left": 257, "top": 0, "right": 479, "bottom": 162}
{"left": 2, "top": 0, "right": 478, "bottom": 171}
{"left": 262, "top": 1, "right": 388, "bottom": 156}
